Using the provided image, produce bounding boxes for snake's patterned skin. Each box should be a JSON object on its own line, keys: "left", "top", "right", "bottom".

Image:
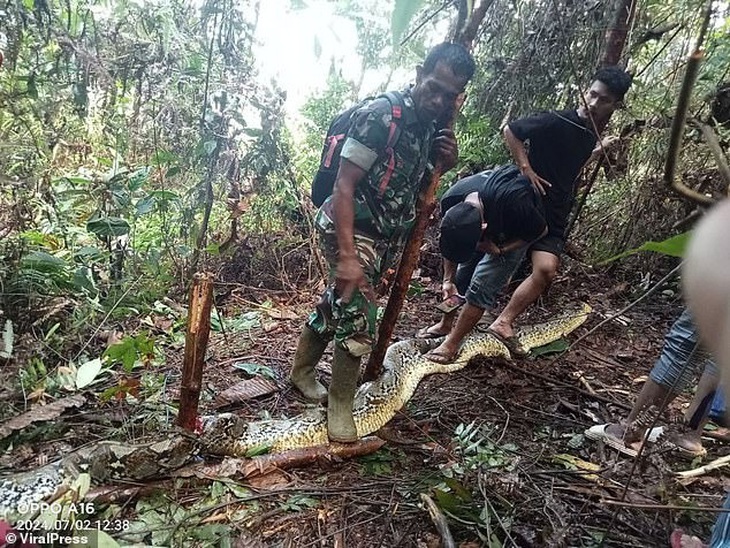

{"left": 0, "top": 303, "right": 591, "bottom": 520}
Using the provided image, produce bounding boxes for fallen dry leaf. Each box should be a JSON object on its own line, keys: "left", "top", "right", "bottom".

{"left": 0, "top": 394, "right": 86, "bottom": 440}
{"left": 214, "top": 377, "right": 278, "bottom": 408}
{"left": 263, "top": 308, "right": 298, "bottom": 320}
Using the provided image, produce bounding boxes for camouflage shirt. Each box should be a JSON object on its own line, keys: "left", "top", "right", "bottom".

{"left": 318, "top": 89, "right": 435, "bottom": 244}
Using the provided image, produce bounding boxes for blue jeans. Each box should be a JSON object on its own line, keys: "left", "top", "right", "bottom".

{"left": 710, "top": 493, "right": 730, "bottom": 547}
{"left": 649, "top": 308, "right": 718, "bottom": 391}
{"left": 454, "top": 247, "right": 526, "bottom": 310}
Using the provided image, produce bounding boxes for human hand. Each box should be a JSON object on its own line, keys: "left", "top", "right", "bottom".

{"left": 335, "top": 255, "right": 373, "bottom": 303}
{"left": 520, "top": 164, "right": 551, "bottom": 195}
{"left": 591, "top": 135, "right": 620, "bottom": 159}
{"left": 431, "top": 129, "right": 458, "bottom": 172}
{"left": 602, "top": 135, "right": 620, "bottom": 149}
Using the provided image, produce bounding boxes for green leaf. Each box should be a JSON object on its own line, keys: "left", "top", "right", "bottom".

{"left": 392, "top": 0, "right": 425, "bottom": 47}
{"left": 76, "top": 357, "right": 103, "bottom": 389}
{"left": 432, "top": 488, "right": 461, "bottom": 514}
{"left": 86, "top": 217, "right": 131, "bottom": 237}
{"left": 22, "top": 251, "right": 67, "bottom": 271}
{"left": 443, "top": 477, "right": 473, "bottom": 502}
{"left": 165, "top": 166, "right": 181, "bottom": 178}
{"left": 136, "top": 196, "right": 156, "bottom": 215}
{"left": 530, "top": 338, "right": 569, "bottom": 357}
{"left": 232, "top": 362, "right": 275, "bottom": 380}
{"left": 152, "top": 150, "right": 176, "bottom": 166}
{"left": 598, "top": 231, "right": 691, "bottom": 264}
{"left": 104, "top": 338, "right": 138, "bottom": 371}
{"left": 149, "top": 190, "right": 180, "bottom": 201}
{"left": 203, "top": 140, "right": 218, "bottom": 155}
{"left": 73, "top": 267, "right": 98, "bottom": 296}
{"left": 74, "top": 246, "right": 104, "bottom": 261}
{"left": 245, "top": 444, "right": 271, "bottom": 457}
{"left": 58, "top": 176, "right": 93, "bottom": 185}
{"left": 128, "top": 167, "right": 150, "bottom": 191}
{"left": 27, "top": 73, "right": 38, "bottom": 99}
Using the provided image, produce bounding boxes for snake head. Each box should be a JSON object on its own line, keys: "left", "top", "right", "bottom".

{"left": 199, "top": 414, "right": 248, "bottom": 454}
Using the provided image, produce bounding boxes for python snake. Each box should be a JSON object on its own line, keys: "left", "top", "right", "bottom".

{"left": 0, "top": 303, "right": 590, "bottom": 520}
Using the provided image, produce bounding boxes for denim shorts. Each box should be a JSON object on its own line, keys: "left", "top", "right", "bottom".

{"left": 454, "top": 247, "right": 526, "bottom": 310}
{"left": 649, "top": 308, "right": 718, "bottom": 391}
{"left": 710, "top": 493, "right": 730, "bottom": 547}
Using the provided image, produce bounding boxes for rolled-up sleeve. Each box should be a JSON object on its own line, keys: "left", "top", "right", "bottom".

{"left": 341, "top": 137, "right": 378, "bottom": 171}
{"left": 340, "top": 100, "right": 390, "bottom": 173}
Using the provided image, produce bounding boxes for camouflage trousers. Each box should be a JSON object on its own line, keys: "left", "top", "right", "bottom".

{"left": 307, "top": 217, "right": 401, "bottom": 358}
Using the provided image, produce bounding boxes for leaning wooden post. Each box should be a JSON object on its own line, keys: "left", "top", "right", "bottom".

{"left": 177, "top": 272, "right": 214, "bottom": 431}
{"left": 364, "top": 96, "right": 464, "bottom": 381}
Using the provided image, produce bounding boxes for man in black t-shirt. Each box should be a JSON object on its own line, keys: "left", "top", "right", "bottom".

{"left": 425, "top": 66, "right": 631, "bottom": 363}
{"left": 417, "top": 166, "right": 546, "bottom": 342}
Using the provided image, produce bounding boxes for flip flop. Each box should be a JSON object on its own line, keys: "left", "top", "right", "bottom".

{"left": 416, "top": 326, "right": 448, "bottom": 339}
{"left": 484, "top": 328, "right": 529, "bottom": 357}
{"left": 666, "top": 440, "right": 707, "bottom": 459}
{"left": 584, "top": 424, "right": 665, "bottom": 458}
{"left": 424, "top": 348, "right": 459, "bottom": 365}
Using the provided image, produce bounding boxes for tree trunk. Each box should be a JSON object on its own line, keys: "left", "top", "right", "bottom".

{"left": 601, "top": 0, "right": 636, "bottom": 67}
{"left": 177, "top": 272, "right": 214, "bottom": 431}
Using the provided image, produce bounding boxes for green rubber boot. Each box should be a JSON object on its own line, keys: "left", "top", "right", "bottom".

{"left": 327, "top": 346, "right": 360, "bottom": 443}
{"left": 290, "top": 326, "right": 329, "bottom": 403}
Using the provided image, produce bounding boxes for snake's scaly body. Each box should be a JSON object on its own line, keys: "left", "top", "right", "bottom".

{"left": 0, "top": 303, "right": 591, "bottom": 519}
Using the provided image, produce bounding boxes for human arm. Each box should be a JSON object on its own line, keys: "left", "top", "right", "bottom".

{"left": 503, "top": 125, "right": 551, "bottom": 195}
{"left": 441, "top": 258, "right": 458, "bottom": 300}
{"left": 332, "top": 159, "right": 373, "bottom": 303}
{"left": 477, "top": 238, "right": 525, "bottom": 256}
{"left": 477, "top": 225, "right": 548, "bottom": 255}
{"left": 588, "top": 134, "right": 620, "bottom": 163}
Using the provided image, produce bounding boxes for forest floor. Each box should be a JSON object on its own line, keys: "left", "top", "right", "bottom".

{"left": 1, "top": 251, "right": 729, "bottom": 547}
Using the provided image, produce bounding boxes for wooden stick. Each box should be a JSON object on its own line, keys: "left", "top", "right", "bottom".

{"left": 601, "top": 498, "right": 730, "bottom": 513}
{"left": 420, "top": 493, "right": 456, "bottom": 548}
{"left": 176, "top": 436, "right": 386, "bottom": 479}
{"left": 365, "top": 95, "right": 465, "bottom": 382}
{"left": 241, "top": 436, "right": 386, "bottom": 477}
{"left": 177, "top": 272, "right": 214, "bottom": 431}
{"left": 675, "top": 454, "right": 730, "bottom": 479}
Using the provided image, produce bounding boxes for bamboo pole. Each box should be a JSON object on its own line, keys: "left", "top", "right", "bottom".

{"left": 177, "top": 272, "right": 214, "bottom": 431}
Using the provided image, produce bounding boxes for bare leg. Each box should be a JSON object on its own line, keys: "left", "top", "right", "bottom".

{"left": 427, "top": 303, "right": 486, "bottom": 362}
{"left": 489, "top": 250, "right": 560, "bottom": 339}
{"left": 669, "top": 369, "right": 719, "bottom": 453}
{"left": 604, "top": 379, "right": 675, "bottom": 449}
{"left": 419, "top": 309, "right": 458, "bottom": 337}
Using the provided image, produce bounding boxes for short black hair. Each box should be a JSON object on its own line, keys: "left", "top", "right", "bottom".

{"left": 423, "top": 42, "right": 476, "bottom": 82}
{"left": 593, "top": 66, "right": 632, "bottom": 102}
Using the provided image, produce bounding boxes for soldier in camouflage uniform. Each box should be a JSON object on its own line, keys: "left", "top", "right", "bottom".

{"left": 291, "top": 42, "right": 475, "bottom": 443}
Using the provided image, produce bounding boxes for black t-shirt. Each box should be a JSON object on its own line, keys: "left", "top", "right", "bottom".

{"left": 508, "top": 109, "right": 597, "bottom": 237}
{"left": 440, "top": 166, "right": 544, "bottom": 244}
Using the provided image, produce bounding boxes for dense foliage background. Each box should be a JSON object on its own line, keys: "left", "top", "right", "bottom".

{"left": 1, "top": 0, "right": 729, "bottom": 545}
{"left": 1, "top": 0, "right": 728, "bottom": 336}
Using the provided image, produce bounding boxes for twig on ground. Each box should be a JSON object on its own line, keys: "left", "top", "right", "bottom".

{"left": 420, "top": 493, "right": 455, "bottom": 548}
{"left": 601, "top": 498, "right": 730, "bottom": 513}
{"left": 675, "top": 454, "right": 730, "bottom": 479}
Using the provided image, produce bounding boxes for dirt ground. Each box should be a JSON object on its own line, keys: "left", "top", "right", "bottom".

{"left": 1, "top": 253, "right": 729, "bottom": 547}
